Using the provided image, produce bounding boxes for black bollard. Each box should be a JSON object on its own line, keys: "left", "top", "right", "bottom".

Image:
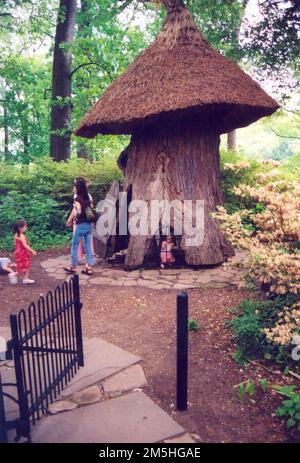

{"left": 176, "top": 291, "right": 188, "bottom": 411}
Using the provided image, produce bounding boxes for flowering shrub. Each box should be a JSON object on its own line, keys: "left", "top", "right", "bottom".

{"left": 250, "top": 248, "right": 300, "bottom": 297}
{"left": 264, "top": 302, "right": 300, "bottom": 347}
{"left": 216, "top": 157, "right": 300, "bottom": 362}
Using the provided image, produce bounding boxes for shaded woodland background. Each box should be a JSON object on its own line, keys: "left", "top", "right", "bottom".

{"left": 0, "top": 0, "right": 299, "bottom": 250}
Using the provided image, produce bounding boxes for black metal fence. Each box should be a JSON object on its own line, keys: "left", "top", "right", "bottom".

{"left": 0, "top": 274, "right": 84, "bottom": 443}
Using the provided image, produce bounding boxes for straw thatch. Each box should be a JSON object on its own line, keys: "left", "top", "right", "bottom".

{"left": 74, "top": 1, "right": 279, "bottom": 137}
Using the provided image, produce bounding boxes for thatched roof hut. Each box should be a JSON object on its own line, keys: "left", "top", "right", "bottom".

{"left": 75, "top": 0, "right": 279, "bottom": 269}
{"left": 75, "top": 0, "right": 279, "bottom": 138}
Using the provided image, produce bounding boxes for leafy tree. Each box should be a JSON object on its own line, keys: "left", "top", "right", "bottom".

{"left": 242, "top": 0, "right": 300, "bottom": 77}
{"left": 0, "top": 55, "right": 51, "bottom": 162}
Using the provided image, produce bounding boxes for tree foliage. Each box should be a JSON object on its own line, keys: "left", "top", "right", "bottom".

{"left": 0, "top": 0, "right": 299, "bottom": 162}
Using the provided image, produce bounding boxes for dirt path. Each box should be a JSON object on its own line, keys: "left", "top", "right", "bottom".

{"left": 0, "top": 249, "right": 287, "bottom": 443}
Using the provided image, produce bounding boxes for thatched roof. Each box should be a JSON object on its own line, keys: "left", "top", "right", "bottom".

{"left": 74, "top": 1, "right": 279, "bottom": 138}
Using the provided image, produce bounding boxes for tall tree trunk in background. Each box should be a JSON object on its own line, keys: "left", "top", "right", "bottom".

{"left": 3, "top": 101, "right": 9, "bottom": 161}
{"left": 76, "top": 0, "right": 92, "bottom": 161}
{"left": 77, "top": 143, "right": 92, "bottom": 160}
{"left": 226, "top": 1, "right": 248, "bottom": 152}
{"left": 227, "top": 130, "right": 237, "bottom": 150}
{"left": 50, "top": 0, "right": 77, "bottom": 162}
{"left": 23, "top": 133, "right": 30, "bottom": 163}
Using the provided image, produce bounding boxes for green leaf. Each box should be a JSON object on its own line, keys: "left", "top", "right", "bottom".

{"left": 287, "top": 418, "right": 296, "bottom": 428}
{"left": 245, "top": 381, "right": 256, "bottom": 396}
{"left": 283, "top": 366, "right": 290, "bottom": 375}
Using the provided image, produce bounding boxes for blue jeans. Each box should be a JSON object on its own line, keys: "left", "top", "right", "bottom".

{"left": 71, "top": 222, "right": 95, "bottom": 267}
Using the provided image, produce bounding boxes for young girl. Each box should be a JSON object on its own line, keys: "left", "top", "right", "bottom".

{"left": 160, "top": 235, "right": 175, "bottom": 269}
{"left": 66, "top": 176, "right": 95, "bottom": 261}
{"left": 13, "top": 220, "right": 37, "bottom": 284}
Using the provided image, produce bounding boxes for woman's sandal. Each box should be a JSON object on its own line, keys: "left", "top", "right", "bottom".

{"left": 81, "top": 268, "right": 93, "bottom": 276}
{"left": 64, "top": 267, "right": 77, "bottom": 274}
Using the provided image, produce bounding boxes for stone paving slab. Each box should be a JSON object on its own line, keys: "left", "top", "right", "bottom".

{"left": 30, "top": 391, "right": 185, "bottom": 443}
{"left": 0, "top": 365, "right": 18, "bottom": 420}
{"left": 164, "top": 433, "right": 196, "bottom": 443}
{"left": 70, "top": 385, "right": 103, "bottom": 405}
{"left": 0, "top": 326, "right": 11, "bottom": 339}
{"left": 40, "top": 251, "right": 249, "bottom": 291}
{"left": 60, "top": 337, "right": 142, "bottom": 397}
{"left": 103, "top": 364, "right": 147, "bottom": 395}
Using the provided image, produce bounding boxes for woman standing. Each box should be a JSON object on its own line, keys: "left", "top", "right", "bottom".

{"left": 66, "top": 176, "right": 94, "bottom": 261}
{"left": 64, "top": 178, "right": 95, "bottom": 275}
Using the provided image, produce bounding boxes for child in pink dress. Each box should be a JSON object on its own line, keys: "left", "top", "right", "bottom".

{"left": 13, "top": 220, "right": 37, "bottom": 284}
{"left": 160, "top": 235, "right": 175, "bottom": 269}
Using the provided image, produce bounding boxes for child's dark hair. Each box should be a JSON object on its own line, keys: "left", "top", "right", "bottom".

{"left": 13, "top": 220, "right": 27, "bottom": 236}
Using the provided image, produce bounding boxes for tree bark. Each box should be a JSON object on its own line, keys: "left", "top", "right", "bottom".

{"left": 77, "top": 142, "right": 92, "bottom": 160}
{"left": 23, "top": 133, "right": 30, "bottom": 163}
{"left": 227, "top": 129, "right": 237, "bottom": 150}
{"left": 3, "top": 100, "right": 9, "bottom": 161}
{"left": 123, "top": 122, "right": 234, "bottom": 269}
{"left": 76, "top": 0, "right": 92, "bottom": 161}
{"left": 50, "top": 0, "right": 77, "bottom": 162}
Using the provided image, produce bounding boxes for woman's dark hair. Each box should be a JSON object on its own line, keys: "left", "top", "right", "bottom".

{"left": 13, "top": 220, "right": 27, "bottom": 236}
{"left": 75, "top": 176, "right": 90, "bottom": 185}
{"left": 74, "top": 177, "right": 90, "bottom": 202}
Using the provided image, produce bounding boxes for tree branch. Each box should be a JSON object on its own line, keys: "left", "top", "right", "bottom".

{"left": 70, "top": 62, "right": 113, "bottom": 80}
{"left": 266, "top": 126, "right": 300, "bottom": 139}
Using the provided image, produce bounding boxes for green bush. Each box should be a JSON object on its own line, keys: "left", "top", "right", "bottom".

{"left": 0, "top": 157, "right": 123, "bottom": 251}
{"left": 229, "top": 299, "right": 268, "bottom": 358}
{"left": 0, "top": 191, "right": 70, "bottom": 250}
{"left": 229, "top": 297, "right": 299, "bottom": 363}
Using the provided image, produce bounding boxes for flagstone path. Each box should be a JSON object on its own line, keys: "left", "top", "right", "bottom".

{"left": 0, "top": 329, "right": 197, "bottom": 443}
{"left": 40, "top": 250, "right": 249, "bottom": 291}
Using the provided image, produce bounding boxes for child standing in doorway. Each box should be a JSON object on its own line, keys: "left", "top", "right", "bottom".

{"left": 13, "top": 220, "right": 37, "bottom": 284}
{"left": 160, "top": 235, "right": 175, "bottom": 269}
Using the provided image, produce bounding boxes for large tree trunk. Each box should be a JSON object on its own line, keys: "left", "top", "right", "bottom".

{"left": 50, "top": 0, "right": 77, "bottom": 162}
{"left": 227, "top": 129, "right": 237, "bottom": 150}
{"left": 23, "top": 133, "right": 30, "bottom": 163}
{"left": 3, "top": 100, "right": 9, "bottom": 161}
{"left": 76, "top": 0, "right": 92, "bottom": 161}
{"left": 123, "top": 122, "right": 234, "bottom": 269}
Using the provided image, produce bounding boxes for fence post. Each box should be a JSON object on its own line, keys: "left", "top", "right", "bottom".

{"left": 73, "top": 275, "right": 84, "bottom": 367}
{"left": 10, "top": 314, "right": 30, "bottom": 441}
{"left": 0, "top": 371, "right": 8, "bottom": 443}
{"left": 176, "top": 291, "right": 188, "bottom": 411}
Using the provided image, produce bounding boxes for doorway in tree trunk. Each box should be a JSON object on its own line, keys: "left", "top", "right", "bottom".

{"left": 142, "top": 225, "right": 185, "bottom": 269}
{"left": 121, "top": 121, "right": 234, "bottom": 269}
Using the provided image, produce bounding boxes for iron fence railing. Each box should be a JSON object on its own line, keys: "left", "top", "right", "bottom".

{"left": 0, "top": 274, "right": 83, "bottom": 443}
